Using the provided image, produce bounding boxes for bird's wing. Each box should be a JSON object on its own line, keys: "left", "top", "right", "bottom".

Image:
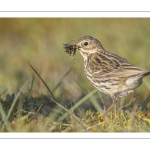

{"left": 92, "top": 51, "right": 149, "bottom": 78}
{"left": 93, "top": 63, "right": 146, "bottom": 78}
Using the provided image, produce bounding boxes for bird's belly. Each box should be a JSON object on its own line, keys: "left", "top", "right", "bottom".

{"left": 85, "top": 71, "right": 133, "bottom": 97}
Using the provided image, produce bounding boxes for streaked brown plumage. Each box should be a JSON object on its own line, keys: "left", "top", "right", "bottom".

{"left": 64, "top": 36, "right": 150, "bottom": 110}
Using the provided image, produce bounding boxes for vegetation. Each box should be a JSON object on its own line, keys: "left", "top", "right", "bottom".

{"left": 0, "top": 18, "right": 150, "bottom": 132}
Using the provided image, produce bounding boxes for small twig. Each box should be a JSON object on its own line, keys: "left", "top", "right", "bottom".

{"left": 86, "top": 121, "right": 105, "bottom": 130}
{"left": 118, "top": 97, "right": 136, "bottom": 112}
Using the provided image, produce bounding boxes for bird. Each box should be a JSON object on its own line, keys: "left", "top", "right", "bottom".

{"left": 64, "top": 36, "right": 150, "bottom": 116}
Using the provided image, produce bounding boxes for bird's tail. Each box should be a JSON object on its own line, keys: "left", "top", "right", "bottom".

{"left": 144, "top": 70, "right": 150, "bottom": 77}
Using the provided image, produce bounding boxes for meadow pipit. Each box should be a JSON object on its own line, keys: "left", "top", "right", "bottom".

{"left": 64, "top": 36, "right": 150, "bottom": 115}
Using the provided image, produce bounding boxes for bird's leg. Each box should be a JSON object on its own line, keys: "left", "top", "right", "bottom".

{"left": 102, "top": 102, "right": 114, "bottom": 118}
{"left": 111, "top": 94, "right": 118, "bottom": 119}
{"left": 102, "top": 95, "right": 117, "bottom": 118}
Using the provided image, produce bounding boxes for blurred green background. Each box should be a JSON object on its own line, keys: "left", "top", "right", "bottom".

{"left": 0, "top": 18, "right": 150, "bottom": 103}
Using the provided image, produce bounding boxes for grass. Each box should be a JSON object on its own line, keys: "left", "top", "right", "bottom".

{"left": 1, "top": 89, "right": 150, "bottom": 132}
{"left": 0, "top": 65, "right": 150, "bottom": 132}
{"left": 0, "top": 18, "right": 150, "bottom": 132}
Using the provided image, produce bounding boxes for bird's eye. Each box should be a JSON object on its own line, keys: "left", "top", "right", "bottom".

{"left": 84, "top": 42, "right": 88, "bottom": 46}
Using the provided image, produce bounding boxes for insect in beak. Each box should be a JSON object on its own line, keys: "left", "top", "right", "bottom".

{"left": 63, "top": 44, "right": 78, "bottom": 60}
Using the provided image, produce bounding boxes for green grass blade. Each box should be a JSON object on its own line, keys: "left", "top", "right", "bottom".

{"left": 74, "top": 79, "right": 103, "bottom": 112}
{"left": 139, "top": 95, "right": 150, "bottom": 110}
{"left": 49, "top": 89, "right": 98, "bottom": 131}
{"left": 73, "top": 78, "right": 86, "bottom": 92}
{"left": 58, "top": 89, "right": 98, "bottom": 122}
{"left": 0, "top": 89, "right": 7, "bottom": 97}
{"left": 90, "top": 98, "right": 103, "bottom": 113}
{"left": 28, "top": 62, "right": 55, "bottom": 100}
{"left": 53, "top": 67, "right": 73, "bottom": 92}
{"left": 28, "top": 62, "right": 68, "bottom": 112}
{"left": 0, "top": 103, "right": 12, "bottom": 132}
{"left": 1, "top": 80, "right": 28, "bottom": 132}
{"left": 6, "top": 81, "right": 29, "bottom": 121}
{"left": 28, "top": 76, "right": 35, "bottom": 96}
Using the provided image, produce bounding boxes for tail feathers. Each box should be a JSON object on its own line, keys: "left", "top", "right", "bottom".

{"left": 144, "top": 70, "right": 150, "bottom": 77}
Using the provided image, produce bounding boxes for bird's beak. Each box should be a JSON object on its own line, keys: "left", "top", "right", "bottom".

{"left": 73, "top": 44, "right": 81, "bottom": 50}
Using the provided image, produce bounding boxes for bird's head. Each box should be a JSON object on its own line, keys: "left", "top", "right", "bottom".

{"left": 74, "top": 36, "right": 104, "bottom": 59}
{"left": 64, "top": 36, "right": 104, "bottom": 60}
